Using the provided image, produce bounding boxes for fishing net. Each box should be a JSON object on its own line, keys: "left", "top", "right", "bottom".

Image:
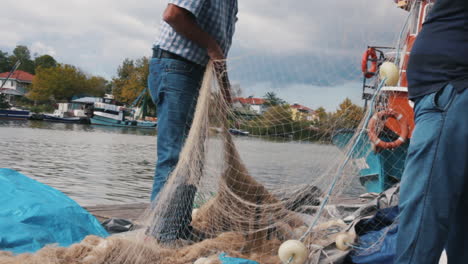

{"left": 0, "top": 0, "right": 424, "bottom": 263}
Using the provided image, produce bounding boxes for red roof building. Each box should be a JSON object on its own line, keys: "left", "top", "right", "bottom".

{"left": 233, "top": 97, "right": 266, "bottom": 105}
{"left": 291, "top": 103, "right": 318, "bottom": 121}
{"left": 291, "top": 103, "right": 314, "bottom": 113}
{"left": 233, "top": 97, "right": 267, "bottom": 115}
{"left": 0, "top": 70, "right": 35, "bottom": 96}
{"left": 0, "top": 70, "right": 34, "bottom": 83}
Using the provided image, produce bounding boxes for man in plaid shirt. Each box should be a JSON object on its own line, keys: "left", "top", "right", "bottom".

{"left": 148, "top": 0, "right": 238, "bottom": 242}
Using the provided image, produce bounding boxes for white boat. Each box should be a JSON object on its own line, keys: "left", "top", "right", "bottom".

{"left": 43, "top": 111, "right": 83, "bottom": 123}
{"left": 83, "top": 97, "right": 157, "bottom": 129}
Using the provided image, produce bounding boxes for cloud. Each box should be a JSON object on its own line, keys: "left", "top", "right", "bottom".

{"left": 234, "top": 0, "right": 407, "bottom": 56}
{"left": 0, "top": 0, "right": 163, "bottom": 77}
{"left": 30, "top": 42, "right": 57, "bottom": 57}
{"left": 0, "top": 0, "right": 408, "bottom": 105}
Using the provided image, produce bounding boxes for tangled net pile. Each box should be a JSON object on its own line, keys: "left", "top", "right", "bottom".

{"left": 0, "top": 1, "right": 418, "bottom": 263}
{"left": 0, "top": 62, "right": 405, "bottom": 264}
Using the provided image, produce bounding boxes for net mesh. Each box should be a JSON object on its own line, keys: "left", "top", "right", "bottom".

{"left": 0, "top": 1, "right": 422, "bottom": 263}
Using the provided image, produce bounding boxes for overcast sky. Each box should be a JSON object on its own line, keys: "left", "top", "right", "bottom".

{"left": 0, "top": 0, "right": 407, "bottom": 110}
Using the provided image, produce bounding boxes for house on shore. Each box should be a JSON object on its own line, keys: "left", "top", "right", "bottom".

{"left": 233, "top": 97, "right": 267, "bottom": 115}
{"left": 0, "top": 70, "right": 34, "bottom": 96}
{"left": 291, "top": 103, "right": 318, "bottom": 121}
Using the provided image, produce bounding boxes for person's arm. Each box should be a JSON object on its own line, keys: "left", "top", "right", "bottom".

{"left": 163, "top": 4, "right": 224, "bottom": 60}
{"left": 163, "top": 3, "right": 232, "bottom": 104}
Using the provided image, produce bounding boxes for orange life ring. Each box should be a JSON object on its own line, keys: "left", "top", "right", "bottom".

{"left": 362, "top": 48, "right": 378, "bottom": 78}
{"left": 368, "top": 109, "right": 408, "bottom": 149}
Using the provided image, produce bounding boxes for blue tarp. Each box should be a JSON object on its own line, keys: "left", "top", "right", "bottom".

{"left": 219, "top": 253, "right": 259, "bottom": 264}
{"left": 0, "top": 169, "right": 108, "bottom": 254}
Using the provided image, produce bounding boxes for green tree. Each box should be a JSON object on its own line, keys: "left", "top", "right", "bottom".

{"left": 28, "top": 64, "right": 97, "bottom": 101}
{"left": 85, "top": 76, "right": 107, "bottom": 97}
{"left": 112, "top": 58, "right": 134, "bottom": 102}
{"left": 34, "top": 55, "right": 57, "bottom": 69}
{"left": 117, "top": 58, "right": 135, "bottom": 80}
{"left": 242, "top": 105, "right": 293, "bottom": 136}
{"left": 333, "top": 98, "right": 364, "bottom": 129}
{"left": 105, "top": 82, "right": 113, "bottom": 94}
{"left": 112, "top": 57, "right": 149, "bottom": 104}
{"left": 9, "top": 45, "right": 35, "bottom": 74}
{"left": 0, "top": 93, "right": 10, "bottom": 109}
{"left": 263, "top": 92, "right": 286, "bottom": 106}
{"left": 0, "top": 50, "right": 11, "bottom": 73}
{"left": 315, "top": 107, "right": 327, "bottom": 121}
{"left": 239, "top": 105, "right": 319, "bottom": 140}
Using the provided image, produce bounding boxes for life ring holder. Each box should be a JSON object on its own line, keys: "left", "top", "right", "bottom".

{"left": 368, "top": 109, "right": 408, "bottom": 149}
{"left": 361, "top": 48, "right": 378, "bottom": 78}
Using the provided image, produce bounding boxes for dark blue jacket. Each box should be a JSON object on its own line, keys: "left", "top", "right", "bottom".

{"left": 407, "top": 0, "right": 468, "bottom": 99}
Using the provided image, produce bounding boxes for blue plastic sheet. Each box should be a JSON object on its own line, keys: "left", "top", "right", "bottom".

{"left": 0, "top": 169, "right": 108, "bottom": 254}
{"left": 219, "top": 253, "right": 259, "bottom": 264}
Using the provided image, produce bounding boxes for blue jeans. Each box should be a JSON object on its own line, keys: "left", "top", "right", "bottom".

{"left": 396, "top": 84, "right": 468, "bottom": 264}
{"left": 148, "top": 57, "right": 205, "bottom": 201}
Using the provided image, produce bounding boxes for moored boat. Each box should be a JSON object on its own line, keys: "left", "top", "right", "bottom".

{"left": 43, "top": 114, "right": 86, "bottom": 124}
{"left": 90, "top": 114, "right": 157, "bottom": 129}
{"left": 229, "top": 128, "right": 250, "bottom": 136}
{"left": 0, "top": 109, "right": 30, "bottom": 120}
{"left": 85, "top": 97, "right": 157, "bottom": 129}
{"left": 41, "top": 102, "right": 91, "bottom": 124}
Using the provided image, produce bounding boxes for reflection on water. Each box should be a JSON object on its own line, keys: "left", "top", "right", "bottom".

{"left": 0, "top": 120, "right": 362, "bottom": 206}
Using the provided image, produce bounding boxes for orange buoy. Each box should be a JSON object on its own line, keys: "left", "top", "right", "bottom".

{"left": 362, "top": 48, "right": 378, "bottom": 78}
{"left": 368, "top": 109, "right": 408, "bottom": 149}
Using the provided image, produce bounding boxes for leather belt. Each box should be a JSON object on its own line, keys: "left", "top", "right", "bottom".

{"left": 152, "top": 47, "right": 194, "bottom": 64}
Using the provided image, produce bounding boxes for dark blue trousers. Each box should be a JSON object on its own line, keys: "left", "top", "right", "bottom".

{"left": 396, "top": 84, "right": 468, "bottom": 264}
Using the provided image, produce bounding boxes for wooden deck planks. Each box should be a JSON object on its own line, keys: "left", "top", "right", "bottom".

{"left": 83, "top": 196, "right": 369, "bottom": 223}
{"left": 84, "top": 203, "right": 150, "bottom": 222}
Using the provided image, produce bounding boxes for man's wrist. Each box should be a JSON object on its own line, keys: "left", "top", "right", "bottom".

{"left": 206, "top": 39, "right": 219, "bottom": 52}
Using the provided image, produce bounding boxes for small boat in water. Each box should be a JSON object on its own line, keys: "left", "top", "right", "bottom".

{"left": 91, "top": 114, "right": 157, "bottom": 129}
{"left": 0, "top": 108, "right": 30, "bottom": 120}
{"left": 81, "top": 97, "right": 157, "bottom": 129}
{"left": 43, "top": 113, "right": 87, "bottom": 124}
{"left": 41, "top": 103, "right": 91, "bottom": 124}
{"left": 229, "top": 128, "right": 250, "bottom": 136}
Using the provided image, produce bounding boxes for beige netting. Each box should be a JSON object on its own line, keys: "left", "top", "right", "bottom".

{"left": 0, "top": 2, "right": 420, "bottom": 262}
{"left": 0, "top": 58, "right": 403, "bottom": 263}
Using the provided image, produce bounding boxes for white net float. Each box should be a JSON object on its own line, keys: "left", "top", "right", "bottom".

{"left": 194, "top": 257, "right": 208, "bottom": 264}
{"left": 192, "top": 208, "right": 200, "bottom": 219}
{"left": 379, "top": 61, "right": 400, "bottom": 86}
{"left": 335, "top": 232, "right": 357, "bottom": 251}
{"left": 278, "top": 240, "right": 308, "bottom": 264}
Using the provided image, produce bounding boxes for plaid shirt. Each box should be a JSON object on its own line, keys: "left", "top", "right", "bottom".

{"left": 155, "top": 0, "right": 238, "bottom": 66}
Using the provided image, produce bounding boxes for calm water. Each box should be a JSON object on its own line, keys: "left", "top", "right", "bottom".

{"left": 0, "top": 120, "right": 360, "bottom": 206}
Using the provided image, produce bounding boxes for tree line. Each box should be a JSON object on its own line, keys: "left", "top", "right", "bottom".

{"left": 112, "top": 57, "right": 149, "bottom": 105}
{"left": 239, "top": 92, "right": 364, "bottom": 142}
{"left": 1, "top": 45, "right": 109, "bottom": 103}
{"left": 0, "top": 45, "right": 56, "bottom": 74}
{"left": 2, "top": 45, "right": 363, "bottom": 132}
{"left": 1, "top": 45, "right": 150, "bottom": 106}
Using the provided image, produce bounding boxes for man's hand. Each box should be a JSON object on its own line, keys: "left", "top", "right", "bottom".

{"left": 214, "top": 61, "right": 232, "bottom": 105}
{"left": 207, "top": 42, "right": 225, "bottom": 61}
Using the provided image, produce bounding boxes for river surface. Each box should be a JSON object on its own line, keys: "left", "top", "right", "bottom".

{"left": 0, "top": 120, "right": 363, "bottom": 206}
